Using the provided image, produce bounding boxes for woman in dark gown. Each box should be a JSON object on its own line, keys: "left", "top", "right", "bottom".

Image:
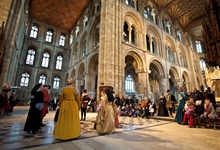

{"left": 24, "top": 83, "right": 44, "bottom": 134}
{"left": 174, "top": 92, "right": 186, "bottom": 124}
{"left": 157, "top": 93, "right": 169, "bottom": 116}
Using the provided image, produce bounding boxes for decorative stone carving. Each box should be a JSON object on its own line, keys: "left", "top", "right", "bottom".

{"left": 177, "top": 29, "right": 182, "bottom": 42}
{"left": 83, "top": 15, "right": 88, "bottom": 28}
{"left": 150, "top": 8, "right": 156, "bottom": 23}
{"left": 166, "top": 21, "right": 171, "bottom": 34}
{"left": 205, "top": 67, "right": 220, "bottom": 102}
{"left": 75, "top": 26, "right": 79, "bottom": 37}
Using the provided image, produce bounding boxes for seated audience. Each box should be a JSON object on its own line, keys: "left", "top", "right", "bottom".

{"left": 198, "top": 99, "right": 218, "bottom": 127}
{"left": 193, "top": 100, "right": 204, "bottom": 128}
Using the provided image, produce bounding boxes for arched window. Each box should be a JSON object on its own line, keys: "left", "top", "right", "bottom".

{"left": 59, "top": 34, "right": 65, "bottom": 46}
{"left": 30, "top": 25, "right": 38, "bottom": 39}
{"left": 45, "top": 30, "right": 53, "bottom": 43}
{"left": 42, "top": 52, "right": 50, "bottom": 67}
{"left": 200, "top": 59, "right": 206, "bottom": 71}
{"left": 53, "top": 77, "right": 60, "bottom": 89}
{"left": 131, "top": 25, "right": 136, "bottom": 45}
{"left": 125, "top": 75, "right": 134, "bottom": 91}
{"left": 126, "top": 0, "right": 131, "bottom": 5}
{"left": 20, "top": 73, "right": 30, "bottom": 86}
{"left": 146, "top": 34, "right": 150, "bottom": 51}
{"left": 196, "top": 41, "right": 203, "bottom": 53}
{"left": 56, "top": 56, "right": 63, "bottom": 70}
{"left": 39, "top": 75, "right": 46, "bottom": 84}
{"left": 168, "top": 48, "right": 173, "bottom": 62}
{"left": 26, "top": 49, "right": 35, "bottom": 65}
{"left": 123, "top": 22, "right": 129, "bottom": 43}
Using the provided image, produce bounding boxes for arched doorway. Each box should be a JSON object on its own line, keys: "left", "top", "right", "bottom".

{"left": 87, "top": 53, "right": 99, "bottom": 98}
{"left": 169, "top": 67, "right": 179, "bottom": 98}
{"left": 124, "top": 55, "right": 138, "bottom": 98}
{"left": 182, "top": 71, "right": 190, "bottom": 92}
{"left": 78, "top": 63, "right": 85, "bottom": 94}
{"left": 149, "top": 60, "right": 165, "bottom": 102}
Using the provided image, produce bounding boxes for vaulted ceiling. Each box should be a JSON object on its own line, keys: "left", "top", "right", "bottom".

{"left": 154, "top": 0, "right": 207, "bottom": 30}
{"left": 29, "top": 0, "right": 213, "bottom": 32}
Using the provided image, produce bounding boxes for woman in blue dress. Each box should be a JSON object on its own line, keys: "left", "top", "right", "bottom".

{"left": 174, "top": 92, "right": 186, "bottom": 124}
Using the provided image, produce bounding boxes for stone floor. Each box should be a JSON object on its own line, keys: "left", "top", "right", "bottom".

{"left": 0, "top": 107, "right": 219, "bottom": 150}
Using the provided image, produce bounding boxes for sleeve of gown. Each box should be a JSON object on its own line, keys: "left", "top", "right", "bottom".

{"left": 59, "top": 89, "right": 64, "bottom": 106}
{"left": 75, "top": 89, "right": 81, "bottom": 109}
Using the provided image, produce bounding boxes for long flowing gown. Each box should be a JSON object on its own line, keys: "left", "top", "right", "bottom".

{"left": 174, "top": 92, "right": 186, "bottom": 123}
{"left": 53, "top": 87, "right": 81, "bottom": 140}
{"left": 157, "top": 96, "right": 169, "bottom": 116}
{"left": 96, "top": 95, "right": 116, "bottom": 135}
{"left": 24, "top": 90, "right": 43, "bottom": 133}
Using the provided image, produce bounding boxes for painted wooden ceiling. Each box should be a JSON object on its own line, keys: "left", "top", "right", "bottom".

{"left": 29, "top": 0, "right": 90, "bottom": 30}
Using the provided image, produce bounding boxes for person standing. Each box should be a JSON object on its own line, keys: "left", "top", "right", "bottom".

{"left": 9, "top": 92, "right": 16, "bottom": 112}
{"left": 166, "top": 90, "right": 176, "bottom": 117}
{"left": 41, "top": 85, "right": 51, "bottom": 126}
{"left": 24, "top": 83, "right": 44, "bottom": 134}
{"left": 157, "top": 93, "right": 169, "bottom": 117}
{"left": 174, "top": 92, "right": 186, "bottom": 124}
{"left": 95, "top": 88, "right": 116, "bottom": 135}
{"left": 53, "top": 78, "right": 81, "bottom": 140}
{"left": 81, "top": 89, "right": 90, "bottom": 121}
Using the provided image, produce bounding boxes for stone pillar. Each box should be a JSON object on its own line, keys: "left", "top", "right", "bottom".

{"left": 128, "top": 27, "right": 132, "bottom": 44}
{"left": 150, "top": 38, "right": 153, "bottom": 54}
{"left": 158, "top": 76, "right": 169, "bottom": 95}
{"left": 133, "top": 0, "right": 137, "bottom": 10}
{"left": 97, "top": 0, "right": 123, "bottom": 100}
{"left": 84, "top": 71, "right": 95, "bottom": 93}
{"left": 0, "top": 0, "right": 24, "bottom": 87}
{"left": 137, "top": 70, "right": 147, "bottom": 95}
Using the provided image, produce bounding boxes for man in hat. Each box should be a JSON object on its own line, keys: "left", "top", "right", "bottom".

{"left": 41, "top": 85, "right": 51, "bottom": 126}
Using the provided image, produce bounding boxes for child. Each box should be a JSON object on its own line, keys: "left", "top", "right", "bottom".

{"left": 148, "top": 101, "right": 154, "bottom": 116}
{"left": 181, "top": 98, "right": 195, "bottom": 128}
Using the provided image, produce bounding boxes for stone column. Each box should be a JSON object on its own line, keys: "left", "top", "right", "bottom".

{"left": 84, "top": 71, "right": 95, "bottom": 93}
{"left": 137, "top": 70, "right": 147, "bottom": 95}
{"left": 0, "top": 0, "right": 24, "bottom": 87}
{"left": 97, "top": 0, "right": 123, "bottom": 100}
{"left": 158, "top": 76, "right": 169, "bottom": 94}
{"left": 150, "top": 38, "right": 153, "bottom": 54}
{"left": 128, "top": 27, "right": 132, "bottom": 44}
{"left": 133, "top": 0, "right": 137, "bottom": 10}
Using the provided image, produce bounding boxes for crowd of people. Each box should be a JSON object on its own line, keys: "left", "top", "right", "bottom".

{"left": 0, "top": 79, "right": 219, "bottom": 141}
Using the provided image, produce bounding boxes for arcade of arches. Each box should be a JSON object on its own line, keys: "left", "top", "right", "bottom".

{"left": 1, "top": 0, "right": 216, "bottom": 103}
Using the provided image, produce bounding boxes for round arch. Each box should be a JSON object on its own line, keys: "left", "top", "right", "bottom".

{"left": 169, "top": 66, "right": 179, "bottom": 80}
{"left": 78, "top": 63, "right": 85, "bottom": 79}
{"left": 124, "top": 12, "right": 143, "bottom": 32}
{"left": 125, "top": 50, "right": 145, "bottom": 71}
{"left": 87, "top": 52, "right": 99, "bottom": 73}
{"left": 148, "top": 59, "right": 165, "bottom": 76}
{"left": 165, "top": 37, "right": 176, "bottom": 51}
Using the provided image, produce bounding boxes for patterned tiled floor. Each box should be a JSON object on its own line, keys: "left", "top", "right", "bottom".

{"left": 0, "top": 107, "right": 170, "bottom": 150}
